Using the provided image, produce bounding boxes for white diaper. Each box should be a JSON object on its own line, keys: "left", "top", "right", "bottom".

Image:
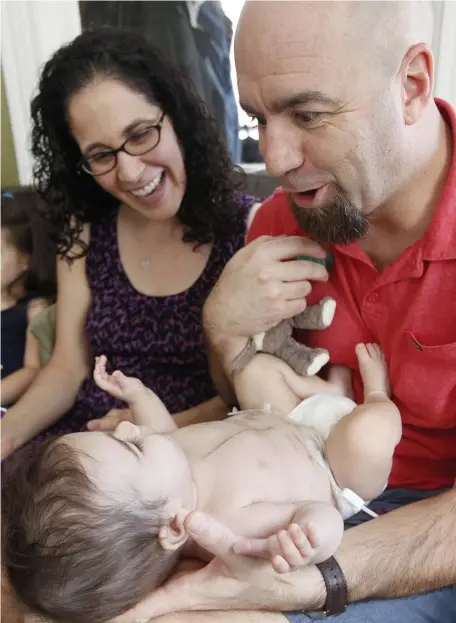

{"left": 288, "top": 393, "right": 379, "bottom": 520}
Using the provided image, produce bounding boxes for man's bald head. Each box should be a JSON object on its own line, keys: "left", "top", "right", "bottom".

{"left": 236, "top": 1, "right": 433, "bottom": 87}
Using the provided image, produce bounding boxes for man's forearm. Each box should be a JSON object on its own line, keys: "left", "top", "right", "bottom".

{"left": 337, "top": 488, "right": 456, "bottom": 601}
{"left": 206, "top": 347, "right": 237, "bottom": 406}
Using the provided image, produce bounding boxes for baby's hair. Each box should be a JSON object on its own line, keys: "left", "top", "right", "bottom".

{"left": 2, "top": 437, "right": 180, "bottom": 623}
{"left": 1, "top": 188, "right": 57, "bottom": 300}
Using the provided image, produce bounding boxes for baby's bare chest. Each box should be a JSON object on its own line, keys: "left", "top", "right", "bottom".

{"left": 183, "top": 414, "right": 332, "bottom": 512}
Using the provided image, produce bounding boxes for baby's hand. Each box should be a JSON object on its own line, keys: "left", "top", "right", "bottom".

{"left": 234, "top": 522, "right": 320, "bottom": 574}
{"left": 94, "top": 356, "right": 145, "bottom": 403}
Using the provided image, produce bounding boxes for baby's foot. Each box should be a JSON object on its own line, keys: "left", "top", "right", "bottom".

{"left": 356, "top": 343, "right": 390, "bottom": 398}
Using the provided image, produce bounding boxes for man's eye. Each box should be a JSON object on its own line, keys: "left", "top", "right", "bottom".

{"left": 292, "top": 111, "right": 324, "bottom": 126}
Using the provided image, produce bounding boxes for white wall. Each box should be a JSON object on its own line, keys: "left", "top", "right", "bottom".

{"left": 432, "top": 1, "right": 456, "bottom": 106}
{"left": 1, "top": 0, "right": 81, "bottom": 184}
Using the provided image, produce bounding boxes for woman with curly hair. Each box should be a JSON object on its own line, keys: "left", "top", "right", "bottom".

{"left": 1, "top": 27, "right": 257, "bottom": 459}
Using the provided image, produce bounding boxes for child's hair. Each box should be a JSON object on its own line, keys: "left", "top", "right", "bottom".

{"left": 2, "top": 437, "right": 180, "bottom": 623}
{"left": 1, "top": 189, "right": 57, "bottom": 300}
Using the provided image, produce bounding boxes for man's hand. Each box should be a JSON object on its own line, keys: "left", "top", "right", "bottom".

{"left": 111, "top": 512, "right": 325, "bottom": 623}
{"left": 203, "top": 236, "right": 328, "bottom": 341}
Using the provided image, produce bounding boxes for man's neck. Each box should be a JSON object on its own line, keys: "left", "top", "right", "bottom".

{"left": 360, "top": 108, "right": 453, "bottom": 270}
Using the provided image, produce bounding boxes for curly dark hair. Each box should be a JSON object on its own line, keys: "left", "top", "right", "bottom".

{"left": 31, "top": 27, "right": 241, "bottom": 258}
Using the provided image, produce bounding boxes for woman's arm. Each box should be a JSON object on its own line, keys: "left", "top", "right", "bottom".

{"left": 173, "top": 395, "right": 229, "bottom": 428}
{"left": 1, "top": 227, "right": 92, "bottom": 458}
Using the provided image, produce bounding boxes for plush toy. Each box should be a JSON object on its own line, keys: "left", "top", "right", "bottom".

{"left": 232, "top": 296, "right": 336, "bottom": 377}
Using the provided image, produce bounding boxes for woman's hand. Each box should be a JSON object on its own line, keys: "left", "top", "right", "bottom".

{"left": 173, "top": 396, "right": 229, "bottom": 428}
{"left": 87, "top": 408, "right": 133, "bottom": 432}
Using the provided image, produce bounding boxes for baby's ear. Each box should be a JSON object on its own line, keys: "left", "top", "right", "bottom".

{"left": 158, "top": 512, "right": 189, "bottom": 551}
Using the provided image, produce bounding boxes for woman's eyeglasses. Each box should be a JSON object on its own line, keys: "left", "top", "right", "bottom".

{"left": 80, "top": 111, "right": 166, "bottom": 176}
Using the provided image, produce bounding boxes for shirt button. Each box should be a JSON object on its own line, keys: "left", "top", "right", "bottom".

{"left": 368, "top": 293, "right": 379, "bottom": 303}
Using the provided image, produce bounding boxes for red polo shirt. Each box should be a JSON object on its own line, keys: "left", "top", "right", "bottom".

{"left": 247, "top": 99, "right": 456, "bottom": 490}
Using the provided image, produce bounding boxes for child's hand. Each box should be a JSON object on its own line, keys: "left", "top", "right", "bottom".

{"left": 93, "top": 356, "right": 144, "bottom": 403}
{"left": 234, "top": 522, "right": 320, "bottom": 573}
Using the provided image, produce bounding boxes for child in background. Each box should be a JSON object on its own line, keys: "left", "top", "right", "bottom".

{"left": 1, "top": 191, "right": 57, "bottom": 407}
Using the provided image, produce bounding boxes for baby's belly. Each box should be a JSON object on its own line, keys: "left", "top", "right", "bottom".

{"left": 200, "top": 422, "right": 334, "bottom": 513}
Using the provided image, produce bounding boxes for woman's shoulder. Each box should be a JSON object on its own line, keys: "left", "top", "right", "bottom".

{"left": 224, "top": 192, "right": 261, "bottom": 238}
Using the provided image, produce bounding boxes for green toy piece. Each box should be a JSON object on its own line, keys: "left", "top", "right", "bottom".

{"left": 296, "top": 252, "right": 334, "bottom": 270}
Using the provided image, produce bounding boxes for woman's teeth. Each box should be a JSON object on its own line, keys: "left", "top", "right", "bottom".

{"left": 130, "top": 172, "right": 163, "bottom": 197}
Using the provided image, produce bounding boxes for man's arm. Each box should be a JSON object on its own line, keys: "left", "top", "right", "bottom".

{"left": 235, "top": 488, "right": 456, "bottom": 605}
{"left": 202, "top": 236, "right": 329, "bottom": 405}
{"left": 338, "top": 487, "right": 456, "bottom": 600}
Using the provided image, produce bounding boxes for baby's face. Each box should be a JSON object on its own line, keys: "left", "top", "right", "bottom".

{"left": 65, "top": 426, "right": 194, "bottom": 510}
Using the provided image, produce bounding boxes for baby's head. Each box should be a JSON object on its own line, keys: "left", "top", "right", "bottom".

{"left": 2, "top": 425, "right": 196, "bottom": 623}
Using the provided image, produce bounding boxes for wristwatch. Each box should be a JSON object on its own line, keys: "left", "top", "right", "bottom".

{"left": 315, "top": 556, "right": 348, "bottom": 616}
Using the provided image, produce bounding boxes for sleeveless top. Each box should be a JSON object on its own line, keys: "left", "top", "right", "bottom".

{"left": 49, "top": 193, "right": 258, "bottom": 435}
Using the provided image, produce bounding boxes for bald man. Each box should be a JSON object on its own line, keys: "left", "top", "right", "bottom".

{"left": 69, "top": 2, "right": 456, "bottom": 623}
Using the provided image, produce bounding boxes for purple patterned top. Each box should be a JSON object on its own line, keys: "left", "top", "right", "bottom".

{"left": 42, "top": 193, "right": 257, "bottom": 437}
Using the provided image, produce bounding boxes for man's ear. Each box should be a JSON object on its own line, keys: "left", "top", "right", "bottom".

{"left": 158, "top": 513, "right": 189, "bottom": 551}
{"left": 401, "top": 42, "right": 434, "bottom": 125}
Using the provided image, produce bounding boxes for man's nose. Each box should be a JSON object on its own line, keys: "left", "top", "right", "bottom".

{"left": 260, "top": 121, "right": 305, "bottom": 179}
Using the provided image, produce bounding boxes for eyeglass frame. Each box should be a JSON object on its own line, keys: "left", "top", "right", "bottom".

{"left": 79, "top": 111, "right": 166, "bottom": 177}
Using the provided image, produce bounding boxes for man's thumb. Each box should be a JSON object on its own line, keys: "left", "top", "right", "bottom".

{"left": 185, "top": 512, "right": 238, "bottom": 557}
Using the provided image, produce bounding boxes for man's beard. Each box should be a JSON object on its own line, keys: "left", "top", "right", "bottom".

{"left": 288, "top": 185, "right": 369, "bottom": 245}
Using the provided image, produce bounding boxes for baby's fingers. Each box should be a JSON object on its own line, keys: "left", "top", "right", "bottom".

{"left": 289, "top": 523, "right": 314, "bottom": 557}
{"left": 271, "top": 554, "right": 291, "bottom": 574}
{"left": 303, "top": 521, "right": 320, "bottom": 549}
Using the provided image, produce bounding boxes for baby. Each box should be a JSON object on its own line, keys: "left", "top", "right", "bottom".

{"left": 2, "top": 344, "right": 401, "bottom": 623}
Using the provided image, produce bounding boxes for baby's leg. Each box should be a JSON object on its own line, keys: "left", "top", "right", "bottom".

{"left": 291, "top": 501, "right": 344, "bottom": 564}
{"left": 233, "top": 354, "right": 347, "bottom": 416}
{"left": 255, "top": 501, "right": 344, "bottom": 573}
{"left": 324, "top": 344, "right": 402, "bottom": 501}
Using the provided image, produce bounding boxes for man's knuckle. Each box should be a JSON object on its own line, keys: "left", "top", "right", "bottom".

{"left": 258, "top": 267, "right": 273, "bottom": 284}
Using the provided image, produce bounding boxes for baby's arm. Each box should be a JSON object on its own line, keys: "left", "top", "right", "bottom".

{"left": 234, "top": 353, "right": 346, "bottom": 415}
{"left": 94, "top": 356, "right": 177, "bottom": 433}
{"left": 324, "top": 344, "right": 402, "bottom": 501}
